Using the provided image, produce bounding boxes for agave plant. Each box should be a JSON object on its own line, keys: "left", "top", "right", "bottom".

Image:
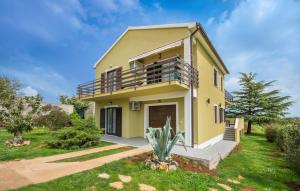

{"left": 145, "top": 116, "right": 186, "bottom": 163}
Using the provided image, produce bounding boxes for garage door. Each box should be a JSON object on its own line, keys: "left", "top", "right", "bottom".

{"left": 149, "top": 105, "right": 176, "bottom": 133}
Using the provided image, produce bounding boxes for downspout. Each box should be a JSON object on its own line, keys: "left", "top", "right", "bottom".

{"left": 189, "top": 23, "right": 200, "bottom": 148}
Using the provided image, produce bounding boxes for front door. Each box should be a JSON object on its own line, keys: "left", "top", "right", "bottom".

{"left": 105, "top": 107, "right": 122, "bottom": 136}
{"left": 149, "top": 105, "right": 176, "bottom": 133}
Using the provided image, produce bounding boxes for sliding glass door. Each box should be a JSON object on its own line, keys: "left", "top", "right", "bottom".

{"left": 104, "top": 107, "right": 122, "bottom": 137}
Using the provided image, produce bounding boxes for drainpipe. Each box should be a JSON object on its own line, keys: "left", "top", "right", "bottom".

{"left": 189, "top": 23, "right": 200, "bottom": 148}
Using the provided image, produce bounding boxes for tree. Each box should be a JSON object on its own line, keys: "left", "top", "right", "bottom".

{"left": 0, "top": 76, "right": 42, "bottom": 144}
{"left": 59, "top": 95, "right": 89, "bottom": 118}
{"left": 227, "top": 73, "right": 292, "bottom": 134}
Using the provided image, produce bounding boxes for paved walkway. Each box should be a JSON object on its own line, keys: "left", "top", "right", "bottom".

{"left": 103, "top": 135, "right": 237, "bottom": 169}
{"left": 0, "top": 144, "right": 149, "bottom": 191}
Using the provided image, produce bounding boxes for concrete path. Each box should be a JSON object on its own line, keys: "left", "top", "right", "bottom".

{"left": 103, "top": 135, "right": 237, "bottom": 169}
{"left": 0, "top": 144, "right": 149, "bottom": 191}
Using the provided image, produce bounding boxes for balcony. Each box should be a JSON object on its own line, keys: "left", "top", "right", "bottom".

{"left": 225, "top": 90, "right": 233, "bottom": 104}
{"left": 78, "top": 57, "right": 199, "bottom": 100}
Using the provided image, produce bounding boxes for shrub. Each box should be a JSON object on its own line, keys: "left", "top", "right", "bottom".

{"left": 276, "top": 124, "right": 300, "bottom": 173}
{"left": 34, "top": 109, "right": 70, "bottom": 130}
{"left": 265, "top": 127, "right": 277, "bottom": 143}
{"left": 47, "top": 113, "right": 101, "bottom": 149}
{"left": 276, "top": 128, "right": 285, "bottom": 151}
{"left": 283, "top": 125, "right": 300, "bottom": 173}
{"left": 48, "top": 128, "right": 100, "bottom": 149}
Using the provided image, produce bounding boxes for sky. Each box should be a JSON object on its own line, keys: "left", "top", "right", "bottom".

{"left": 0, "top": 0, "right": 299, "bottom": 117}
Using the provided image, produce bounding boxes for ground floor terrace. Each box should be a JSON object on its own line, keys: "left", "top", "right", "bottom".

{"left": 93, "top": 92, "right": 227, "bottom": 149}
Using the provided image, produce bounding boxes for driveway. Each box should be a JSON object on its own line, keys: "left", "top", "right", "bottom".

{"left": 0, "top": 144, "right": 149, "bottom": 190}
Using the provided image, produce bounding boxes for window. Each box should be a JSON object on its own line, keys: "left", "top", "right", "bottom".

{"left": 213, "top": 68, "right": 218, "bottom": 87}
{"left": 130, "top": 62, "right": 136, "bottom": 70}
{"left": 214, "top": 105, "right": 218, "bottom": 124}
{"left": 221, "top": 76, "right": 223, "bottom": 91}
{"left": 219, "top": 107, "right": 224, "bottom": 123}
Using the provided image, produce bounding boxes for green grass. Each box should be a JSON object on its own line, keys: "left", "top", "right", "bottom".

{"left": 15, "top": 125, "right": 300, "bottom": 191}
{"left": 54, "top": 147, "right": 135, "bottom": 162}
{"left": 0, "top": 128, "right": 112, "bottom": 161}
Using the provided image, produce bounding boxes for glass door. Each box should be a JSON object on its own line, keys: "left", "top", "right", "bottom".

{"left": 106, "top": 108, "right": 117, "bottom": 135}
{"left": 107, "top": 70, "right": 117, "bottom": 92}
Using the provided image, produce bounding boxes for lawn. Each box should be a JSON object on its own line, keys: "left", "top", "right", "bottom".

{"left": 0, "top": 127, "right": 112, "bottom": 161}
{"left": 15, "top": 126, "right": 300, "bottom": 191}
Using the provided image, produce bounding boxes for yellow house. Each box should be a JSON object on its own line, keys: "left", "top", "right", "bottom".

{"left": 78, "top": 22, "right": 236, "bottom": 148}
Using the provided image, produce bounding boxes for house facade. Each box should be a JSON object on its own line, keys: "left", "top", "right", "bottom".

{"left": 78, "top": 23, "right": 235, "bottom": 148}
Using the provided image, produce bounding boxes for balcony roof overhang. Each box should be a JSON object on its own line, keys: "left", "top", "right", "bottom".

{"left": 128, "top": 39, "right": 183, "bottom": 63}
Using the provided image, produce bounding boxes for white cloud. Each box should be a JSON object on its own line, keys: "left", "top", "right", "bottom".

{"left": 19, "top": 86, "right": 38, "bottom": 96}
{"left": 208, "top": 0, "right": 300, "bottom": 117}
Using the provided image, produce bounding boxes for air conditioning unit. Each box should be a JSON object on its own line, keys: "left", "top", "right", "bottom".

{"left": 129, "top": 101, "right": 141, "bottom": 111}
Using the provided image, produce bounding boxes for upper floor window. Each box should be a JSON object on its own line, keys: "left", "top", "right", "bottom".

{"left": 214, "top": 105, "right": 218, "bottom": 124}
{"left": 213, "top": 68, "right": 218, "bottom": 87}
{"left": 221, "top": 76, "right": 223, "bottom": 91}
{"left": 130, "top": 62, "right": 136, "bottom": 70}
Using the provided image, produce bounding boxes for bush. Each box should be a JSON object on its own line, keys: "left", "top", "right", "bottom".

{"left": 34, "top": 110, "right": 70, "bottom": 130}
{"left": 276, "top": 124, "right": 300, "bottom": 173}
{"left": 47, "top": 113, "right": 101, "bottom": 149}
{"left": 265, "top": 127, "right": 277, "bottom": 142}
{"left": 48, "top": 128, "right": 100, "bottom": 149}
{"left": 33, "top": 105, "right": 70, "bottom": 130}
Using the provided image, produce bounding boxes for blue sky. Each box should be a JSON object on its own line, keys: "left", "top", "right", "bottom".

{"left": 0, "top": 0, "right": 299, "bottom": 117}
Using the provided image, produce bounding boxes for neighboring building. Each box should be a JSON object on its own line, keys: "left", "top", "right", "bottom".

{"left": 41, "top": 103, "right": 74, "bottom": 114}
{"left": 78, "top": 22, "right": 240, "bottom": 148}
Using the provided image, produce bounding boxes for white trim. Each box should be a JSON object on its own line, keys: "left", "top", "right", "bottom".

{"left": 104, "top": 105, "right": 119, "bottom": 108}
{"left": 234, "top": 118, "right": 239, "bottom": 129}
{"left": 183, "top": 37, "right": 192, "bottom": 147}
{"left": 128, "top": 23, "right": 196, "bottom": 30}
{"left": 144, "top": 102, "right": 179, "bottom": 138}
{"left": 93, "top": 22, "right": 196, "bottom": 68}
{"left": 128, "top": 40, "right": 183, "bottom": 62}
{"left": 130, "top": 91, "right": 187, "bottom": 102}
{"left": 194, "top": 134, "right": 223, "bottom": 149}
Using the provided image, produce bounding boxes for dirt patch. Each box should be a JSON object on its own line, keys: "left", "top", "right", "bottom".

{"left": 286, "top": 183, "right": 300, "bottom": 191}
{"left": 233, "top": 144, "right": 242, "bottom": 152}
{"left": 172, "top": 155, "right": 218, "bottom": 176}
{"left": 127, "top": 152, "right": 152, "bottom": 163}
{"left": 126, "top": 152, "right": 218, "bottom": 176}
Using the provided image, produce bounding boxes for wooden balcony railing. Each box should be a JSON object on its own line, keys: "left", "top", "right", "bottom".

{"left": 77, "top": 57, "right": 199, "bottom": 99}
{"left": 225, "top": 90, "right": 233, "bottom": 102}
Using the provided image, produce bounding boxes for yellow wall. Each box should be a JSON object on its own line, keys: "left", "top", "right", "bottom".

{"left": 92, "top": 26, "right": 229, "bottom": 145}
{"left": 194, "top": 38, "right": 226, "bottom": 144}
{"left": 95, "top": 28, "right": 190, "bottom": 78}
{"left": 95, "top": 97, "right": 184, "bottom": 138}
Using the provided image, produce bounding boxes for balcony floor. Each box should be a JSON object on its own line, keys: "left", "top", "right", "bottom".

{"left": 80, "top": 81, "right": 189, "bottom": 101}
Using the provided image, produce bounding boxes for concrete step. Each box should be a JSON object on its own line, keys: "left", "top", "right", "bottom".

{"left": 223, "top": 128, "right": 235, "bottom": 141}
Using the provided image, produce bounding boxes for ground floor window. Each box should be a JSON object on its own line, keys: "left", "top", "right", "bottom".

{"left": 214, "top": 105, "right": 218, "bottom": 124}
{"left": 219, "top": 107, "right": 224, "bottom": 123}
